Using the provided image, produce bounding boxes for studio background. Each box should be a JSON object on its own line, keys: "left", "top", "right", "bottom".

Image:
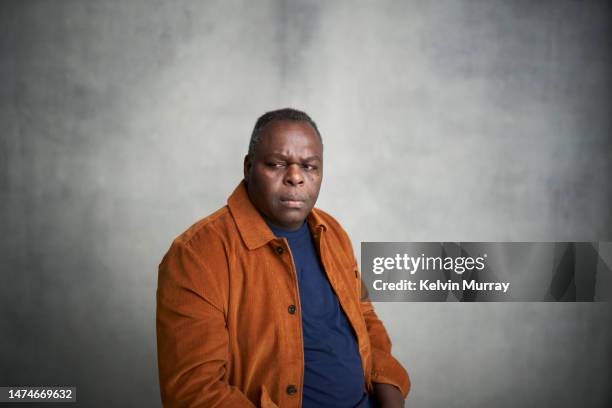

{"left": 1, "top": 1, "right": 611, "bottom": 407}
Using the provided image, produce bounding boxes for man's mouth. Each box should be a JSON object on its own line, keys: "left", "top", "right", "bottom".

{"left": 279, "top": 197, "right": 305, "bottom": 209}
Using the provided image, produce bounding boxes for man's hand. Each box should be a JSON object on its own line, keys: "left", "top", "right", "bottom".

{"left": 373, "top": 382, "right": 405, "bottom": 408}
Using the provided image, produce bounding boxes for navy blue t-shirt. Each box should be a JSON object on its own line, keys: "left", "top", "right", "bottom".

{"left": 268, "top": 221, "right": 371, "bottom": 408}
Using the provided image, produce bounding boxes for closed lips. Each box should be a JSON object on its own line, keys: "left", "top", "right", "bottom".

{"left": 280, "top": 198, "right": 305, "bottom": 207}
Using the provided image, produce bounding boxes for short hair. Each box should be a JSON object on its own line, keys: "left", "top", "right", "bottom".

{"left": 248, "top": 108, "right": 322, "bottom": 157}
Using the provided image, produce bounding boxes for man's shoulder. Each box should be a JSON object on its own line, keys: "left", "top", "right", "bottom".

{"left": 312, "top": 207, "right": 358, "bottom": 268}
{"left": 172, "top": 206, "right": 235, "bottom": 249}
{"left": 311, "top": 207, "right": 352, "bottom": 243}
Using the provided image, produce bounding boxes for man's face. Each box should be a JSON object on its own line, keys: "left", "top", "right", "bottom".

{"left": 244, "top": 120, "right": 323, "bottom": 231}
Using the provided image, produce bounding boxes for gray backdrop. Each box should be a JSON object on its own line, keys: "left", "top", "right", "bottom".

{"left": 1, "top": 1, "right": 611, "bottom": 407}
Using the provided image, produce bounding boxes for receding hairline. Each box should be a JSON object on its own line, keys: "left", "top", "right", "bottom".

{"left": 250, "top": 120, "right": 324, "bottom": 159}
{"left": 247, "top": 108, "right": 322, "bottom": 158}
{"left": 257, "top": 119, "right": 321, "bottom": 137}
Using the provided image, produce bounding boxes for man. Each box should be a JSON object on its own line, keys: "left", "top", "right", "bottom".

{"left": 157, "top": 108, "right": 410, "bottom": 407}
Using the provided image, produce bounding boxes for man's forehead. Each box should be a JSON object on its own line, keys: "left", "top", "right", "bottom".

{"left": 260, "top": 119, "right": 319, "bottom": 137}
{"left": 257, "top": 121, "right": 323, "bottom": 152}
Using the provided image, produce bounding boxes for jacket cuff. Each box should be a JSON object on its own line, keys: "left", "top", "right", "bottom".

{"left": 371, "top": 348, "right": 411, "bottom": 398}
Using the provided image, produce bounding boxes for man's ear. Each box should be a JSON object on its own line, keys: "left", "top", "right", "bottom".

{"left": 243, "top": 155, "right": 251, "bottom": 181}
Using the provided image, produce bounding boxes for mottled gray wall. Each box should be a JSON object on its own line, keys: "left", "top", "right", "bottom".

{"left": 1, "top": 1, "right": 610, "bottom": 407}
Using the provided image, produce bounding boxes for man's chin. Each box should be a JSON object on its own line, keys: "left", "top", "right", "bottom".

{"left": 272, "top": 212, "right": 308, "bottom": 230}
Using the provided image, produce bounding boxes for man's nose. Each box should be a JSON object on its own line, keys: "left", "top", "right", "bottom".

{"left": 284, "top": 164, "right": 304, "bottom": 186}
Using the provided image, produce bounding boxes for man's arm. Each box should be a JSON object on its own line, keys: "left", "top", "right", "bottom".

{"left": 359, "top": 279, "right": 410, "bottom": 405}
{"left": 156, "top": 241, "right": 255, "bottom": 408}
{"left": 328, "top": 216, "right": 411, "bottom": 403}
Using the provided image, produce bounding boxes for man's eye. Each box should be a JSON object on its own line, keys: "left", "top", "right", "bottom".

{"left": 303, "top": 164, "right": 317, "bottom": 171}
{"left": 267, "top": 162, "right": 285, "bottom": 168}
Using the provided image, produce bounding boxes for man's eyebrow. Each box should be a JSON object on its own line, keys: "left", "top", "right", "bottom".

{"left": 264, "top": 154, "right": 322, "bottom": 161}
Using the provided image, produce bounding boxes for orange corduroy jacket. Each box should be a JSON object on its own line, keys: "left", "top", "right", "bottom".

{"left": 156, "top": 181, "right": 410, "bottom": 407}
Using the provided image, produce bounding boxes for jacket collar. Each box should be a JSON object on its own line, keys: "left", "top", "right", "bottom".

{"left": 227, "top": 181, "right": 328, "bottom": 250}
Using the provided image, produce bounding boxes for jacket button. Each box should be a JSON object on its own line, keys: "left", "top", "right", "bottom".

{"left": 286, "top": 385, "right": 298, "bottom": 395}
{"left": 288, "top": 304, "right": 296, "bottom": 314}
{"left": 275, "top": 246, "right": 284, "bottom": 255}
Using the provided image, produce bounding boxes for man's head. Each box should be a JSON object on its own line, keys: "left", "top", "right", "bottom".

{"left": 244, "top": 108, "right": 323, "bottom": 231}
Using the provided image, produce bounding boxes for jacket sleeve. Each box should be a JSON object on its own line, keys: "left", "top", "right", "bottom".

{"left": 359, "top": 293, "right": 411, "bottom": 398}
{"left": 156, "top": 241, "right": 256, "bottom": 408}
